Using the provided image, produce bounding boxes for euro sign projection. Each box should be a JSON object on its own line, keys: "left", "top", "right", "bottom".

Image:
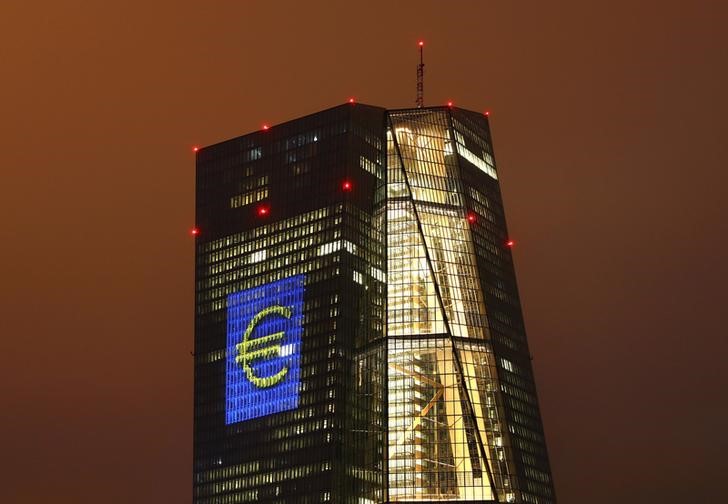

{"left": 225, "top": 275, "right": 304, "bottom": 424}
{"left": 236, "top": 305, "right": 291, "bottom": 388}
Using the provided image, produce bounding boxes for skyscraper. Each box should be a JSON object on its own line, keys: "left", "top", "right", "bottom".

{"left": 194, "top": 103, "right": 556, "bottom": 503}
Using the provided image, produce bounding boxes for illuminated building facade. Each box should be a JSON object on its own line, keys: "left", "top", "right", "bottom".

{"left": 194, "top": 104, "right": 556, "bottom": 503}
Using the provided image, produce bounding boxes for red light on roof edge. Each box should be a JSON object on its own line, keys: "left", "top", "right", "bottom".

{"left": 348, "top": 97, "right": 355, "bottom": 104}
{"left": 257, "top": 205, "right": 270, "bottom": 216}
{"left": 484, "top": 111, "right": 490, "bottom": 116}
{"left": 447, "top": 101, "right": 453, "bottom": 107}
{"left": 191, "top": 227, "right": 199, "bottom": 236}
{"left": 506, "top": 240, "right": 515, "bottom": 247}
{"left": 262, "top": 124, "right": 269, "bottom": 131}
{"left": 342, "top": 180, "right": 353, "bottom": 192}
{"left": 193, "top": 146, "right": 199, "bottom": 153}
{"left": 466, "top": 212, "right": 477, "bottom": 223}
{"left": 418, "top": 41, "right": 424, "bottom": 47}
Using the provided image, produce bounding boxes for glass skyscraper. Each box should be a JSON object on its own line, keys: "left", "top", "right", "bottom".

{"left": 194, "top": 103, "right": 556, "bottom": 503}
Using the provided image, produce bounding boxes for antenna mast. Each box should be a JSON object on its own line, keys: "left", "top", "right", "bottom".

{"left": 416, "top": 41, "right": 424, "bottom": 108}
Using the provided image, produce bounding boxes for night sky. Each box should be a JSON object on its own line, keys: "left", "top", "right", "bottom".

{"left": 2, "top": 1, "right": 727, "bottom": 503}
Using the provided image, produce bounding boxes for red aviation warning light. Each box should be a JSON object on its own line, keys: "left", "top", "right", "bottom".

{"left": 506, "top": 239, "right": 515, "bottom": 248}
{"left": 466, "top": 212, "right": 477, "bottom": 223}
{"left": 257, "top": 205, "right": 270, "bottom": 217}
{"left": 447, "top": 101, "right": 453, "bottom": 107}
{"left": 193, "top": 146, "right": 199, "bottom": 153}
{"left": 348, "top": 97, "right": 355, "bottom": 104}
{"left": 191, "top": 227, "right": 200, "bottom": 236}
{"left": 418, "top": 40, "right": 424, "bottom": 47}
{"left": 484, "top": 110, "right": 490, "bottom": 117}
{"left": 262, "top": 124, "right": 270, "bottom": 131}
{"left": 342, "top": 180, "right": 353, "bottom": 192}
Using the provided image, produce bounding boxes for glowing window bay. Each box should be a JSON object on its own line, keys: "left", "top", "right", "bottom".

{"left": 226, "top": 275, "right": 304, "bottom": 424}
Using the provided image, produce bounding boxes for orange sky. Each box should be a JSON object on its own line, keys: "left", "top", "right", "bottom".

{"left": 1, "top": 1, "right": 727, "bottom": 502}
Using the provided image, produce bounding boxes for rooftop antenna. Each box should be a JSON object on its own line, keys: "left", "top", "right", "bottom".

{"left": 416, "top": 41, "right": 424, "bottom": 108}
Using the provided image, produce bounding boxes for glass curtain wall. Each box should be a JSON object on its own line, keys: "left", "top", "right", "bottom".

{"left": 385, "top": 109, "right": 518, "bottom": 502}
{"left": 194, "top": 105, "right": 388, "bottom": 504}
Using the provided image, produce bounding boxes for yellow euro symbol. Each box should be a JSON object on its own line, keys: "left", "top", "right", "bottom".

{"left": 235, "top": 305, "right": 292, "bottom": 388}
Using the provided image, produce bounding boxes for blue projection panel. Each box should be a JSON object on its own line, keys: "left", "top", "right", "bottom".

{"left": 226, "top": 275, "right": 305, "bottom": 424}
